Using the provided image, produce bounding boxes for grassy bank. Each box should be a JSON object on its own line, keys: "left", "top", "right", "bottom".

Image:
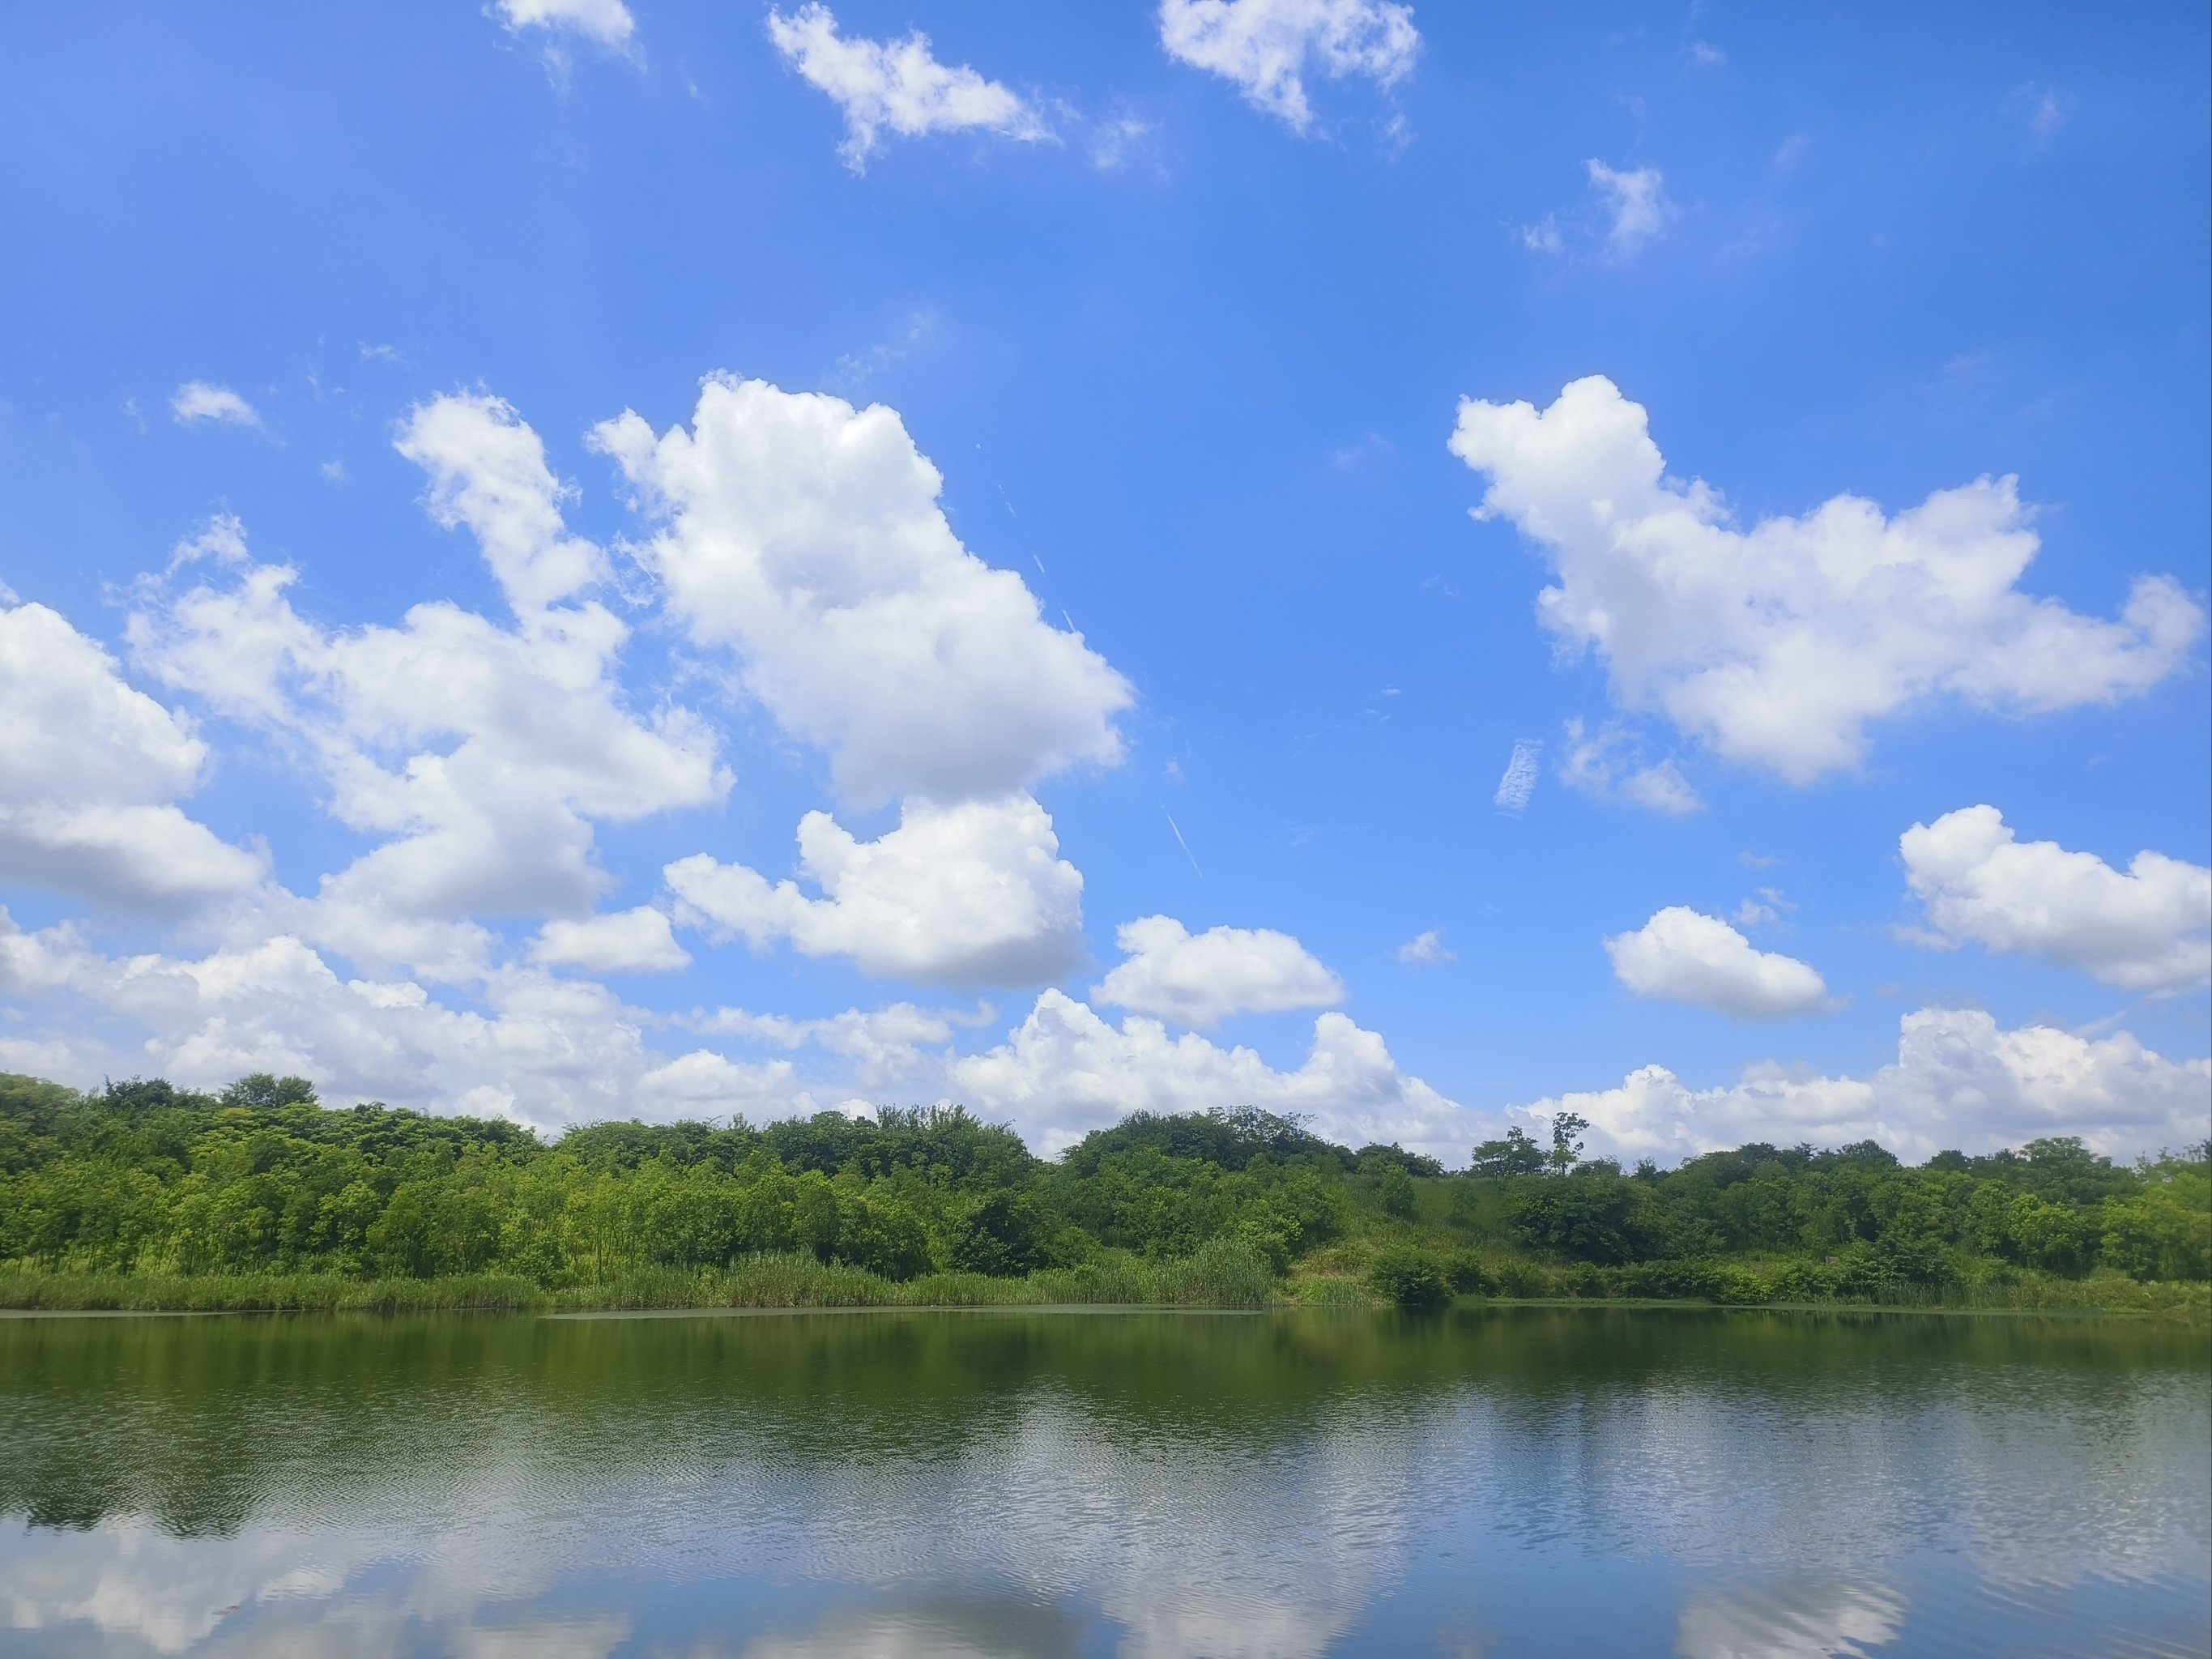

{"left": 0, "top": 1237, "right": 1284, "bottom": 1314}
{"left": 6, "top": 1247, "right": 2201, "bottom": 1319}
{"left": 1294, "top": 1241, "right": 2212, "bottom": 1320}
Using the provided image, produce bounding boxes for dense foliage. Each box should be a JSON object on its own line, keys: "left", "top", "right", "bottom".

{"left": 1, "top": 1074, "right": 2204, "bottom": 1308}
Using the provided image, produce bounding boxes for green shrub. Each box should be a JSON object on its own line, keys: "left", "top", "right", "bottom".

{"left": 1366, "top": 1247, "right": 1450, "bottom": 1309}
{"left": 1440, "top": 1250, "right": 1495, "bottom": 1295}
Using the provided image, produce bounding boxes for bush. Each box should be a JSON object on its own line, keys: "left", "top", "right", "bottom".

{"left": 1491, "top": 1258, "right": 1561, "bottom": 1298}
{"left": 1564, "top": 1263, "right": 1610, "bottom": 1299}
{"left": 1440, "top": 1250, "right": 1495, "bottom": 1294}
{"left": 1366, "top": 1247, "right": 1451, "bottom": 1309}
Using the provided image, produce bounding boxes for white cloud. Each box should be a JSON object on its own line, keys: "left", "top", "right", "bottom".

{"left": 169, "top": 382, "right": 259, "bottom": 428}
{"left": 531, "top": 906, "right": 691, "bottom": 974}
{"left": 950, "top": 989, "right": 1460, "bottom": 1156}
{"left": 1518, "top": 1007, "right": 2212, "bottom": 1163}
{"left": 1620, "top": 761, "right": 1701, "bottom": 816}
{"left": 1605, "top": 906, "right": 1831, "bottom": 1020}
{"left": 684, "top": 1000, "right": 970, "bottom": 1090}
{"left": 167, "top": 514, "right": 253, "bottom": 572}
{"left": 666, "top": 793, "right": 1085, "bottom": 986}
{"left": 1900, "top": 805, "right": 2210, "bottom": 992}
{"left": 765, "top": 2, "right": 1049, "bottom": 171}
{"left": 1397, "top": 928, "right": 1452, "bottom": 966}
{"left": 1558, "top": 719, "right": 1703, "bottom": 816}
{"left": 493, "top": 0, "right": 635, "bottom": 51}
{"left": 1686, "top": 42, "right": 1727, "bottom": 69}
{"left": 396, "top": 391, "right": 607, "bottom": 616}
{"left": 593, "top": 377, "right": 1131, "bottom": 808}
{"left": 1585, "top": 160, "right": 1669, "bottom": 256}
{"left": 0, "top": 906, "right": 809, "bottom": 1132}
{"left": 1158, "top": 0, "right": 1419, "bottom": 131}
{"left": 1449, "top": 376, "right": 2205, "bottom": 783}
{"left": 1492, "top": 739, "right": 1541, "bottom": 811}
{"left": 0, "top": 599, "right": 264, "bottom": 906}
{"left": 1093, "top": 915, "right": 1343, "bottom": 1029}
{"left": 130, "top": 394, "right": 726, "bottom": 957}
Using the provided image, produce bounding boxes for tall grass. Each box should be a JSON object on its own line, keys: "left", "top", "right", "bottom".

{"left": 6, "top": 1242, "right": 2196, "bottom": 1320}
{"left": 0, "top": 1269, "right": 546, "bottom": 1313}
{"left": 0, "top": 1241, "right": 1285, "bottom": 1315}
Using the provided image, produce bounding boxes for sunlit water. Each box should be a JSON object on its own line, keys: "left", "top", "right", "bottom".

{"left": 0, "top": 1307, "right": 2204, "bottom": 1657}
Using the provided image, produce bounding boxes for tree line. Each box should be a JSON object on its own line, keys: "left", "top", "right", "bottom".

{"left": 0, "top": 1072, "right": 2203, "bottom": 1303}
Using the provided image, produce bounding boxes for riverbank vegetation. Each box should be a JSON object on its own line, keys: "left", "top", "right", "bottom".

{"left": 2, "top": 1071, "right": 2204, "bottom": 1315}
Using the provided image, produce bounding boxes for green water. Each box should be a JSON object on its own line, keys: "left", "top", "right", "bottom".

{"left": 0, "top": 1307, "right": 2205, "bottom": 1656}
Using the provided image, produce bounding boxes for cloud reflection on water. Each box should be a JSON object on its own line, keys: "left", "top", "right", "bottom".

{"left": 1674, "top": 1580, "right": 1907, "bottom": 1659}
{"left": 0, "top": 1311, "right": 2204, "bottom": 1657}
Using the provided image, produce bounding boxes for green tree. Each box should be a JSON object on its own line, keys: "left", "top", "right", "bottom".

{"left": 1469, "top": 1128, "right": 1547, "bottom": 1178}
{"left": 1376, "top": 1165, "right": 1417, "bottom": 1220}
{"left": 1547, "top": 1113, "right": 1588, "bottom": 1177}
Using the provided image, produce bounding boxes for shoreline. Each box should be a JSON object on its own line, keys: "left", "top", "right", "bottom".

{"left": 2, "top": 1294, "right": 2199, "bottom": 1323}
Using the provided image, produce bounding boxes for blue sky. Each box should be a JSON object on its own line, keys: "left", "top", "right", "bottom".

{"left": 0, "top": 0, "right": 2206, "bottom": 1162}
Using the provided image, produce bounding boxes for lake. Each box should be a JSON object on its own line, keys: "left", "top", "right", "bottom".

{"left": 0, "top": 1307, "right": 2205, "bottom": 1657}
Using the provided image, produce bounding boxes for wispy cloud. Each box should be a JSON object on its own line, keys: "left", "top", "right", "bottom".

{"left": 1397, "top": 928, "right": 1454, "bottom": 966}
{"left": 2015, "top": 81, "right": 2075, "bottom": 145}
{"left": 1493, "top": 740, "right": 1541, "bottom": 812}
{"left": 169, "top": 382, "right": 260, "bottom": 429}
{"left": 767, "top": 2, "right": 1050, "bottom": 172}
{"left": 1586, "top": 160, "right": 1670, "bottom": 256}
{"left": 1558, "top": 719, "right": 1703, "bottom": 817}
{"left": 1158, "top": 0, "right": 1419, "bottom": 134}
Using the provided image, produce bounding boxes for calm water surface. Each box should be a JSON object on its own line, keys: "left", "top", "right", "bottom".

{"left": 0, "top": 1307, "right": 2204, "bottom": 1657}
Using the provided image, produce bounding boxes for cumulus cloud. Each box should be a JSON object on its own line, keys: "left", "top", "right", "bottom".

{"left": 531, "top": 906, "right": 691, "bottom": 974}
{"left": 1516, "top": 1007, "right": 2211, "bottom": 1163}
{"left": 1558, "top": 718, "right": 1703, "bottom": 816}
{"left": 1093, "top": 915, "right": 1343, "bottom": 1028}
{"left": 1900, "top": 805, "right": 2210, "bottom": 992}
{"left": 1397, "top": 928, "right": 1452, "bottom": 966}
{"left": 395, "top": 390, "right": 607, "bottom": 616}
{"left": 130, "top": 395, "right": 725, "bottom": 957}
{"left": 1585, "top": 160, "right": 1669, "bottom": 255}
{"left": 1605, "top": 906, "right": 1831, "bottom": 1019}
{"left": 1492, "top": 739, "right": 1541, "bottom": 812}
{"left": 493, "top": 0, "right": 636, "bottom": 52}
{"left": 0, "top": 894, "right": 1456, "bottom": 1155}
{"left": 684, "top": 1000, "right": 971, "bottom": 1092}
{"left": 0, "top": 906, "right": 792, "bottom": 1129}
{"left": 169, "top": 382, "right": 259, "bottom": 428}
{"left": 950, "top": 990, "right": 1461, "bottom": 1156}
{"left": 1450, "top": 376, "right": 2205, "bottom": 783}
{"left": 766, "top": 2, "right": 1049, "bottom": 170}
{"left": 666, "top": 794, "right": 1085, "bottom": 986}
{"left": 1158, "top": 0, "right": 1418, "bottom": 131}
{"left": 593, "top": 377, "right": 1131, "bottom": 807}
{"left": 0, "top": 599, "right": 264, "bottom": 906}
